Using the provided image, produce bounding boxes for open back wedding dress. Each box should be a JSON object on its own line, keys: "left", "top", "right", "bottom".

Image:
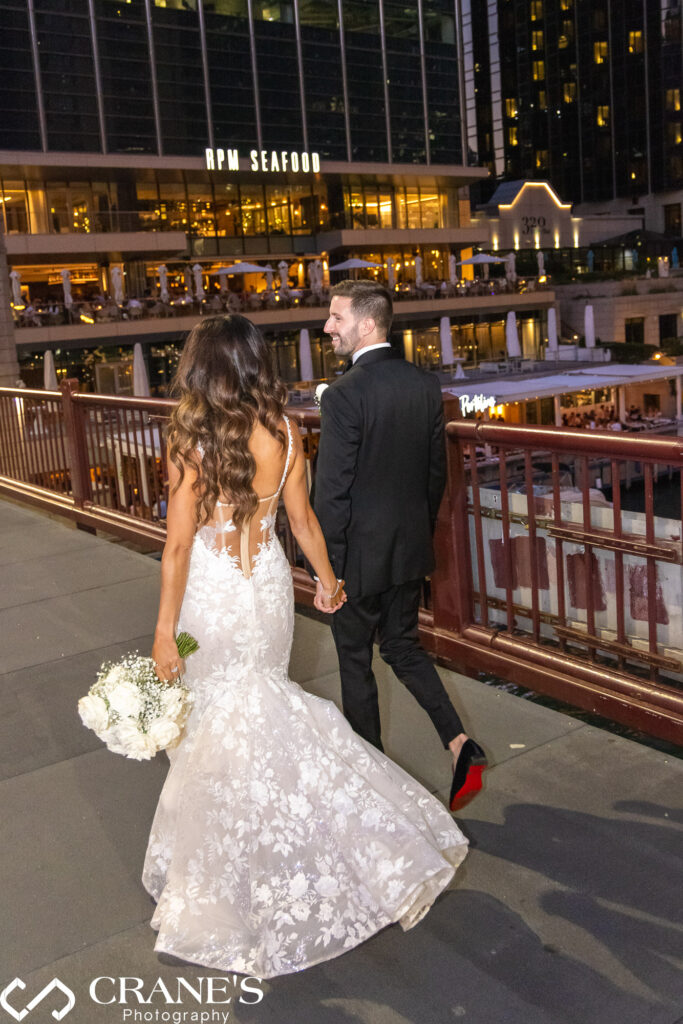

{"left": 142, "top": 417, "right": 468, "bottom": 978}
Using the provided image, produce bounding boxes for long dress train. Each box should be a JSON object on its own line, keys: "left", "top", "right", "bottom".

{"left": 142, "top": 418, "right": 468, "bottom": 978}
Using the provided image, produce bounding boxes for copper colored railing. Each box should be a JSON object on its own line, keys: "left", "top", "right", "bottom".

{"left": 1, "top": 383, "right": 682, "bottom": 745}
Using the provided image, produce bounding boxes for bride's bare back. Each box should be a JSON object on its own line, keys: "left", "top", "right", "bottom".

{"left": 198, "top": 417, "right": 293, "bottom": 577}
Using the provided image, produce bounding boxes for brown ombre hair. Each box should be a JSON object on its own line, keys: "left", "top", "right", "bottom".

{"left": 168, "top": 314, "right": 288, "bottom": 527}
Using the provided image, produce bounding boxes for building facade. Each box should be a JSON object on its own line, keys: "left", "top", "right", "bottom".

{"left": 462, "top": 0, "right": 683, "bottom": 213}
{"left": 1, "top": 0, "right": 559, "bottom": 390}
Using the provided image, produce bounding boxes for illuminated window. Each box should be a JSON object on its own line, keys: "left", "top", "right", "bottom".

{"left": 560, "top": 0, "right": 572, "bottom": 8}
{"left": 597, "top": 105, "right": 610, "bottom": 127}
{"left": 559, "top": 19, "right": 574, "bottom": 47}
{"left": 563, "top": 82, "right": 576, "bottom": 102}
{"left": 666, "top": 88, "right": 681, "bottom": 112}
{"left": 538, "top": 89, "right": 547, "bottom": 110}
{"left": 506, "top": 98, "right": 518, "bottom": 118}
{"left": 667, "top": 122, "right": 682, "bottom": 145}
{"left": 594, "top": 41, "right": 608, "bottom": 64}
{"left": 532, "top": 60, "right": 545, "bottom": 80}
{"left": 532, "top": 30, "right": 544, "bottom": 50}
{"left": 628, "top": 29, "right": 643, "bottom": 53}
{"left": 535, "top": 150, "right": 548, "bottom": 169}
{"left": 508, "top": 126, "right": 519, "bottom": 146}
{"left": 530, "top": 0, "right": 543, "bottom": 20}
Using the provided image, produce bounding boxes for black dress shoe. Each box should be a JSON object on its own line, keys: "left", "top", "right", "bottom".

{"left": 449, "top": 739, "right": 488, "bottom": 812}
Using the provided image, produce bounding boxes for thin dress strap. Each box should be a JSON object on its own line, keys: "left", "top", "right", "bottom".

{"left": 275, "top": 415, "right": 293, "bottom": 495}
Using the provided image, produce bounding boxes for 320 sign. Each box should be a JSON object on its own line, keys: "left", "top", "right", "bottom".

{"left": 521, "top": 215, "right": 550, "bottom": 235}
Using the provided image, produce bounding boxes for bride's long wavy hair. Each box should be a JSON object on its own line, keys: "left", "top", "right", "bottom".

{"left": 168, "top": 315, "right": 288, "bottom": 527}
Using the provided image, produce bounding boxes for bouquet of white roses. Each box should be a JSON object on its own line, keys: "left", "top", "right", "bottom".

{"left": 78, "top": 632, "right": 198, "bottom": 760}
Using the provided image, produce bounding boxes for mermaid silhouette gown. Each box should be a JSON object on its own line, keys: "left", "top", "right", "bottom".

{"left": 142, "top": 417, "right": 468, "bottom": 978}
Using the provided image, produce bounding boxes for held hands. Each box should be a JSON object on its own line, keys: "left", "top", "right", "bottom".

{"left": 151, "top": 634, "right": 185, "bottom": 685}
{"left": 314, "top": 578, "right": 347, "bottom": 614}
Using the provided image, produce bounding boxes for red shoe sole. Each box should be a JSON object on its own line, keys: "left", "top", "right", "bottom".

{"left": 450, "top": 764, "right": 486, "bottom": 812}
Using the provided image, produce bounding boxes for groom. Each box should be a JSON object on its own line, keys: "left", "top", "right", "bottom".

{"left": 313, "top": 280, "right": 486, "bottom": 809}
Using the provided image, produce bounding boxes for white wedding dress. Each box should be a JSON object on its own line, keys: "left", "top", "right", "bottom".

{"left": 142, "top": 417, "right": 468, "bottom": 978}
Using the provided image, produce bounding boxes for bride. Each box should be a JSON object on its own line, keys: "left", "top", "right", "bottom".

{"left": 145, "top": 314, "right": 468, "bottom": 978}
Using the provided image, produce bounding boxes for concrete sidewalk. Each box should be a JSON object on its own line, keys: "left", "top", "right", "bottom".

{"left": 1, "top": 498, "right": 682, "bottom": 1024}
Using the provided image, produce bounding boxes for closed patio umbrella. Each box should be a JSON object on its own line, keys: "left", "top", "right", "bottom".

{"left": 584, "top": 305, "right": 596, "bottom": 348}
{"left": 192, "top": 263, "right": 205, "bottom": 301}
{"left": 448, "top": 253, "right": 457, "bottom": 286}
{"left": 111, "top": 266, "right": 124, "bottom": 305}
{"left": 61, "top": 269, "right": 73, "bottom": 309}
{"left": 547, "top": 307, "right": 558, "bottom": 352}
{"left": 298, "top": 329, "right": 314, "bottom": 382}
{"left": 183, "top": 266, "right": 193, "bottom": 298}
{"left": 387, "top": 257, "right": 396, "bottom": 291}
{"left": 537, "top": 251, "right": 545, "bottom": 277}
{"left": 133, "top": 343, "right": 150, "bottom": 397}
{"left": 43, "top": 350, "right": 58, "bottom": 391}
{"left": 415, "top": 255, "right": 423, "bottom": 286}
{"left": 278, "top": 261, "right": 290, "bottom": 290}
{"left": 158, "top": 265, "right": 170, "bottom": 304}
{"left": 505, "top": 311, "right": 522, "bottom": 358}
{"left": 9, "top": 270, "right": 22, "bottom": 306}
{"left": 264, "top": 264, "right": 274, "bottom": 290}
{"left": 505, "top": 252, "right": 517, "bottom": 283}
{"left": 439, "top": 316, "right": 455, "bottom": 365}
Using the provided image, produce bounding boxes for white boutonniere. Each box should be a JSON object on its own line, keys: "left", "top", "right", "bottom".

{"left": 314, "top": 383, "right": 329, "bottom": 410}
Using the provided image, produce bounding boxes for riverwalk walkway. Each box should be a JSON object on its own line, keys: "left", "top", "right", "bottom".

{"left": 1, "top": 497, "right": 681, "bottom": 1024}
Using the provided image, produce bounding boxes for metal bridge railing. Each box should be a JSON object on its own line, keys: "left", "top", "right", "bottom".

{"left": 1, "top": 383, "right": 681, "bottom": 744}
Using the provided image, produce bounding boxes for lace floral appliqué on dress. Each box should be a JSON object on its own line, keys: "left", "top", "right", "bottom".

{"left": 142, "top": 416, "right": 468, "bottom": 978}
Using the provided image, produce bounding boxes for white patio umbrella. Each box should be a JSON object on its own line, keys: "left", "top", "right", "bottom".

{"left": 311, "top": 259, "right": 324, "bottom": 293}
{"left": 192, "top": 263, "right": 205, "bottom": 301}
{"left": 584, "top": 304, "right": 596, "bottom": 348}
{"left": 386, "top": 257, "right": 396, "bottom": 290}
{"left": 547, "top": 307, "right": 559, "bottom": 352}
{"left": 210, "top": 262, "right": 267, "bottom": 276}
{"left": 183, "top": 266, "right": 193, "bottom": 298}
{"left": 278, "top": 261, "right": 290, "bottom": 291}
{"left": 111, "top": 266, "right": 124, "bottom": 305}
{"left": 43, "top": 350, "right": 58, "bottom": 391}
{"left": 439, "top": 316, "right": 455, "bottom": 365}
{"left": 505, "top": 311, "right": 522, "bottom": 358}
{"left": 448, "top": 253, "right": 457, "bottom": 286}
{"left": 454, "top": 362, "right": 466, "bottom": 379}
{"left": 133, "top": 343, "right": 150, "bottom": 397}
{"left": 264, "top": 264, "right": 274, "bottom": 290}
{"left": 298, "top": 329, "right": 314, "bottom": 382}
{"left": 505, "top": 252, "right": 517, "bottom": 283}
{"left": 61, "top": 268, "right": 73, "bottom": 308}
{"left": 329, "top": 258, "right": 381, "bottom": 271}
{"left": 307, "top": 261, "right": 318, "bottom": 292}
{"left": 157, "top": 264, "right": 170, "bottom": 304}
{"left": 537, "top": 251, "right": 545, "bottom": 277}
{"left": 415, "top": 255, "right": 423, "bottom": 287}
{"left": 9, "top": 270, "right": 22, "bottom": 306}
{"left": 457, "top": 253, "right": 506, "bottom": 265}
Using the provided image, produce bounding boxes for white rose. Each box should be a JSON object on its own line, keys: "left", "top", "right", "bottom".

{"left": 107, "top": 680, "right": 143, "bottom": 719}
{"left": 78, "top": 694, "right": 110, "bottom": 735}
{"left": 148, "top": 718, "right": 181, "bottom": 750}
{"left": 115, "top": 719, "right": 156, "bottom": 760}
{"left": 315, "top": 383, "right": 329, "bottom": 406}
{"left": 288, "top": 872, "right": 308, "bottom": 899}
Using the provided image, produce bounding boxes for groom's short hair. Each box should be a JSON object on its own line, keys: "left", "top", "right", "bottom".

{"left": 331, "top": 280, "right": 393, "bottom": 335}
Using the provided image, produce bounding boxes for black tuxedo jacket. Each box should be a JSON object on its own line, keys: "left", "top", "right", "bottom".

{"left": 313, "top": 347, "right": 446, "bottom": 598}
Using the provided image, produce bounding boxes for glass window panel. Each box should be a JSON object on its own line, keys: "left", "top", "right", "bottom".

{"left": 378, "top": 192, "right": 393, "bottom": 229}
{"left": 265, "top": 185, "right": 291, "bottom": 235}
{"left": 405, "top": 188, "right": 421, "bottom": 229}
{"left": 240, "top": 185, "right": 266, "bottom": 235}
{"left": 420, "top": 190, "right": 440, "bottom": 229}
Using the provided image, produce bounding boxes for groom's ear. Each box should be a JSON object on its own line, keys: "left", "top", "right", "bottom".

{"left": 359, "top": 316, "right": 376, "bottom": 339}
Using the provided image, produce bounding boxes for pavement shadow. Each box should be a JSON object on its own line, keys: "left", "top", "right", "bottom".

{"left": 466, "top": 802, "right": 683, "bottom": 1017}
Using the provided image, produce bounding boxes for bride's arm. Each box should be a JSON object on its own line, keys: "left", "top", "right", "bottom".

{"left": 152, "top": 453, "right": 198, "bottom": 682}
{"left": 282, "top": 427, "right": 345, "bottom": 612}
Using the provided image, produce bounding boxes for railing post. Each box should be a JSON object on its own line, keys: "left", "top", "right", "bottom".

{"left": 430, "top": 398, "right": 475, "bottom": 636}
{"left": 60, "top": 378, "right": 93, "bottom": 520}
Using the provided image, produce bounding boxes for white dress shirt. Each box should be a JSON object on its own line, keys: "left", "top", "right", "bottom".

{"left": 352, "top": 342, "right": 391, "bottom": 364}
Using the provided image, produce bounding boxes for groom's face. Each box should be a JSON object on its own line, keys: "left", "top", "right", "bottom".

{"left": 324, "top": 296, "right": 363, "bottom": 358}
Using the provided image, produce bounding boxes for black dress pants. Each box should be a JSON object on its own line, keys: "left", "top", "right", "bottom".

{"left": 330, "top": 579, "right": 465, "bottom": 751}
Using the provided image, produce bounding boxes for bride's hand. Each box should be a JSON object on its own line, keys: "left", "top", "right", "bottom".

{"left": 314, "top": 579, "right": 347, "bottom": 614}
{"left": 152, "top": 634, "right": 184, "bottom": 684}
